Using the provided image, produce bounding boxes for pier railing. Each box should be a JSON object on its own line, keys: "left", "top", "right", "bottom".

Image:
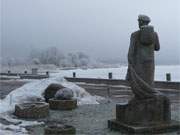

{"left": 65, "top": 77, "right": 180, "bottom": 90}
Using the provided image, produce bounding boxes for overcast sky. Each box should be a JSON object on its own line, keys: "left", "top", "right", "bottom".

{"left": 1, "top": 0, "right": 180, "bottom": 64}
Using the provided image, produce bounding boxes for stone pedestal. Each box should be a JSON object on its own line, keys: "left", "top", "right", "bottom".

{"left": 49, "top": 98, "right": 77, "bottom": 110}
{"left": 44, "top": 123, "right": 76, "bottom": 135}
{"left": 108, "top": 96, "right": 180, "bottom": 133}
{"left": 14, "top": 102, "right": 49, "bottom": 119}
{"left": 108, "top": 119, "right": 180, "bottom": 134}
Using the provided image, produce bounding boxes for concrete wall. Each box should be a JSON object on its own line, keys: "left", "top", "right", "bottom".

{"left": 65, "top": 77, "right": 180, "bottom": 90}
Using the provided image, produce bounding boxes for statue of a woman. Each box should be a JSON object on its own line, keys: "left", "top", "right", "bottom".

{"left": 126, "top": 15, "right": 160, "bottom": 99}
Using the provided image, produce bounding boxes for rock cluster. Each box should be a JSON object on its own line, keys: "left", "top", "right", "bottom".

{"left": 54, "top": 88, "right": 73, "bottom": 100}
{"left": 44, "top": 83, "right": 65, "bottom": 102}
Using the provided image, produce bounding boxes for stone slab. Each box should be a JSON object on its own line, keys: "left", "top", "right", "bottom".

{"left": 49, "top": 98, "right": 77, "bottom": 110}
{"left": 108, "top": 119, "right": 180, "bottom": 134}
{"left": 14, "top": 102, "right": 49, "bottom": 119}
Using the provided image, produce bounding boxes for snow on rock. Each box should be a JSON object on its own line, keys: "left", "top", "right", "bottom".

{"left": 0, "top": 76, "right": 103, "bottom": 134}
{"left": 61, "top": 81, "right": 100, "bottom": 105}
{"left": 0, "top": 76, "right": 101, "bottom": 114}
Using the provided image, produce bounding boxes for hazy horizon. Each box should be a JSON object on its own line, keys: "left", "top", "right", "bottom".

{"left": 1, "top": 0, "right": 180, "bottom": 65}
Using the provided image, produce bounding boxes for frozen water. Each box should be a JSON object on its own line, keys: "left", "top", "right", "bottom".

{"left": 53, "top": 65, "right": 180, "bottom": 81}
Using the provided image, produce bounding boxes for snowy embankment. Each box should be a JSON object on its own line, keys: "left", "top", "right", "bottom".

{"left": 0, "top": 76, "right": 103, "bottom": 135}
{"left": 0, "top": 77, "right": 101, "bottom": 114}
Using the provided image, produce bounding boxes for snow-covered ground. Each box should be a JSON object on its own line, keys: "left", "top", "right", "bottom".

{"left": 51, "top": 65, "right": 180, "bottom": 82}
{"left": 0, "top": 76, "right": 103, "bottom": 135}
{"left": 0, "top": 65, "right": 179, "bottom": 134}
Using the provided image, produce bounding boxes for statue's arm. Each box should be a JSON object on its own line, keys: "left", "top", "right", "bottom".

{"left": 154, "top": 32, "right": 160, "bottom": 51}
{"left": 128, "top": 34, "right": 135, "bottom": 65}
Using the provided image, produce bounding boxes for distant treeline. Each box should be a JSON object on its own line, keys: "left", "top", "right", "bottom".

{"left": 1, "top": 47, "right": 99, "bottom": 68}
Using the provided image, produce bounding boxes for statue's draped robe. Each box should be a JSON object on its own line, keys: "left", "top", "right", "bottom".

{"left": 126, "top": 30, "right": 160, "bottom": 99}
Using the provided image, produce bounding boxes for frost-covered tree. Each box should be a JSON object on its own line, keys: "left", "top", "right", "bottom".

{"left": 29, "top": 48, "right": 92, "bottom": 67}
{"left": 29, "top": 47, "right": 64, "bottom": 66}
{"left": 32, "top": 58, "right": 41, "bottom": 65}
{"left": 66, "top": 52, "right": 90, "bottom": 67}
{"left": 7, "top": 57, "right": 16, "bottom": 67}
{"left": 76, "top": 52, "right": 90, "bottom": 67}
{"left": 44, "top": 47, "right": 64, "bottom": 66}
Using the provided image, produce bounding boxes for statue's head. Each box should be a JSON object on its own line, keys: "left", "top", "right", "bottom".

{"left": 138, "top": 15, "right": 151, "bottom": 28}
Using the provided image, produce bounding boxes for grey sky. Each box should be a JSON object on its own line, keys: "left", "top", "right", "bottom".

{"left": 1, "top": 0, "right": 180, "bottom": 64}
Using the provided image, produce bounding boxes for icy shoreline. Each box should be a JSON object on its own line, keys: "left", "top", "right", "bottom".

{"left": 51, "top": 65, "right": 180, "bottom": 81}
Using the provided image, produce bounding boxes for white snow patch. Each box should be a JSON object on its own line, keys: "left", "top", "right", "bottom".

{"left": 0, "top": 114, "right": 44, "bottom": 135}
{"left": 0, "top": 76, "right": 101, "bottom": 114}
{"left": 0, "top": 123, "right": 28, "bottom": 135}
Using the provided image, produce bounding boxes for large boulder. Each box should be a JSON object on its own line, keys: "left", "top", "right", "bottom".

{"left": 54, "top": 88, "right": 73, "bottom": 100}
{"left": 44, "top": 83, "right": 65, "bottom": 102}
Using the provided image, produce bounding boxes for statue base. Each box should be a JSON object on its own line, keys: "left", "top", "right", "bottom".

{"left": 49, "top": 98, "right": 77, "bottom": 110}
{"left": 108, "top": 96, "right": 180, "bottom": 133}
{"left": 108, "top": 119, "right": 180, "bottom": 134}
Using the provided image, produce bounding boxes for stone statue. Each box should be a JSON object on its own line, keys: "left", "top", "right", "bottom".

{"left": 126, "top": 15, "right": 160, "bottom": 99}
{"left": 108, "top": 15, "right": 180, "bottom": 133}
